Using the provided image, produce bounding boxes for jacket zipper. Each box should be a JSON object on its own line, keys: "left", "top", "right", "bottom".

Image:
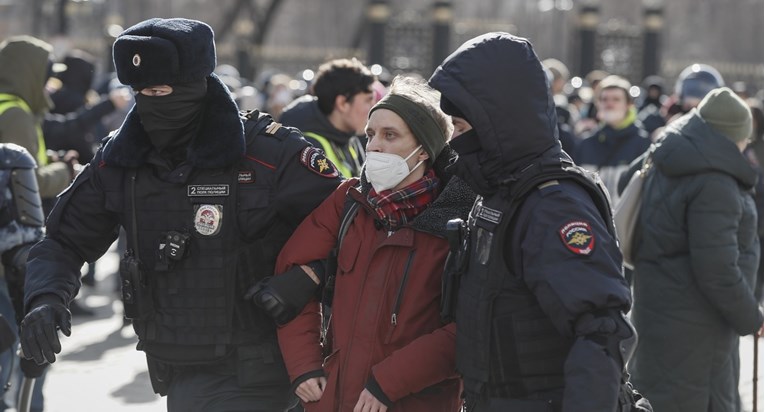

{"left": 391, "top": 250, "right": 416, "bottom": 326}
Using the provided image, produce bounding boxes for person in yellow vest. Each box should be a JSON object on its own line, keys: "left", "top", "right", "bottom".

{"left": 280, "top": 58, "right": 375, "bottom": 178}
{"left": 0, "top": 36, "right": 75, "bottom": 201}
{"left": 0, "top": 35, "right": 76, "bottom": 412}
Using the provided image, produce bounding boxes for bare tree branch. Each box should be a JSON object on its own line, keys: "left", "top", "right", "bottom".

{"left": 216, "top": 0, "right": 250, "bottom": 42}
{"left": 251, "top": 0, "right": 286, "bottom": 45}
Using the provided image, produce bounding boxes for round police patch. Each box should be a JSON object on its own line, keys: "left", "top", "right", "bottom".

{"left": 194, "top": 204, "right": 223, "bottom": 236}
{"left": 558, "top": 220, "right": 595, "bottom": 255}
{"left": 300, "top": 147, "right": 339, "bottom": 178}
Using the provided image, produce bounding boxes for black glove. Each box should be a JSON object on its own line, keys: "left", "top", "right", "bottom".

{"left": 20, "top": 294, "right": 71, "bottom": 365}
{"left": 245, "top": 265, "right": 320, "bottom": 326}
{"left": 19, "top": 357, "right": 48, "bottom": 378}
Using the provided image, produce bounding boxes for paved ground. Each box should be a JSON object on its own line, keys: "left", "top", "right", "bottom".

{"left": 741, "top": 334, "right": 764, "bottom": 412}
{"left": 9, "top": 243, "right": 166, "bottom": 412}
{"left": 5, "top": 243, "right": 763, "bottom": 411}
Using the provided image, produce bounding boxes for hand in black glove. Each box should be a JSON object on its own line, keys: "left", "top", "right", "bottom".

{"left": 19, "top": 357, "right": 48, "bottom": 378}
{"left": 20, "top": 295, "right": 71, "bottom": 365}
{"left": 245, "top": 264, "right": 322, "bottom": 326}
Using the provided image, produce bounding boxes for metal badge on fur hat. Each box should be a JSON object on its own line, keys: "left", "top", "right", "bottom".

{"left": 113, "top": 18, "right": 216, "bottom": 89}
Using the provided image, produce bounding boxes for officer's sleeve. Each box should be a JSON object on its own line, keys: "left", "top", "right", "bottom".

{"left": 272, "top": 140, "right": 344, "bottom": 226}
{"left": 517, "top": 183, "right": 631, "bottom": 412}
{"left": 275, "top": 180, "right": 353, "bottom": 385}
{"left": 687, "top": 175, "right": 763, "bottom": 335}
{"left": 24, "top": 156, "right": 120, "bottom": 312}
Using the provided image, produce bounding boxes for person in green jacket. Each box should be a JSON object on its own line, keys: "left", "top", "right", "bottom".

{"left": 0, "top": 36, "right": 75, "bottom": 200}
{"left": 629, "top": 87, "right": 763, "bottom": 412}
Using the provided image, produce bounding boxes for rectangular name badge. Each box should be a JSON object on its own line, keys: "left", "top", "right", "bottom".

{"left": 187, "top": 184, "right": 230, "bottom": 197}
{"left": 475, "top": 205, "right": 503, "bottom": 224}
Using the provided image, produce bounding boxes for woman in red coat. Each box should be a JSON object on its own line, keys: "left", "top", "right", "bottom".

{"left": 274, "top": 76, "right": 474, "bottom": 411}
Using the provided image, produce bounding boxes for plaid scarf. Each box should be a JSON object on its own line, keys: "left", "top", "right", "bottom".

{"left": 367, "top": 169, "right": 440, "bottom": 231}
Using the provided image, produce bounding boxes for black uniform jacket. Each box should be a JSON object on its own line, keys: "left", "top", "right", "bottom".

{"left": 24, "top": 75, "right": 342, "bottom": 311}
{"left": 429, "top": 33, "right": 633, "bottom": 411}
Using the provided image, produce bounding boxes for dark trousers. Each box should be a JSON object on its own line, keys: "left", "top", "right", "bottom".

{"left": 472, "top": 397, "right": 558, "bottom": 412}
{"left": 166, "top": 369, "right": 294, "bottom": 412}
{"left": 467, "top": 389, "right": 563, "bottom": 412}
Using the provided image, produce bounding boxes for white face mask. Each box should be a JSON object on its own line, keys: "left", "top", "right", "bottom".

{"left": 364, "top": 145, "right": 424, "bottom": 192}
{"left": 598, "top": 109, "right": 623, "bottom": 125}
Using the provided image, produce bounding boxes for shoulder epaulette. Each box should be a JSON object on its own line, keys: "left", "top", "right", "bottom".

{"left": 264, "top": 122, "right": 282, "bottom": 136}
{"left": 537, "top": 180, "right": 559, "bottom": 190}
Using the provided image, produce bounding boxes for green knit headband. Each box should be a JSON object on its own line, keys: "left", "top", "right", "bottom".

{"left": 369, "top": 94, "right": 446, "bottom": 161}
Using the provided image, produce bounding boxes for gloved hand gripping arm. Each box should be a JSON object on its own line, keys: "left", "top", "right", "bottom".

{"left": 245, "top": 260, "right": 325, "bottom": 325}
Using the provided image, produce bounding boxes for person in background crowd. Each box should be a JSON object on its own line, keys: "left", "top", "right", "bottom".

{"left": 542, "top": 58, "right": 569, "bottom": 98}
{"left": 0, "top": 35, "right": 78, "bottom": 412}
{"left": 637, "top": 75, "right": 668, "bottom": 136}
{"left": 18, "top": 18, "right": 342, "bottom": 412}
{"left": 578, "top": 69, "right": 610, "bottom": 135}
{"left": 574, "top": 75, "right": 650, "bottom": 203}
{"left": 665, "top": 63, "right": 725, "bottom": 125}
{"left": 429, "top": 32, "right": 646, "bottom": 412}
{"left": 0, "top": 36, "right": 76, "bottom": 202}
{"left": 617, "top": 64, "right": 728, "bottom": 193}
{"left": 45, "top": 50, "right": 132, "bottom": 165}
{"left": 542, "top": 58, "right": 581, "bottom": 155}
{"left": 629, "top": 87, "right": 763, "bottom": 412}
{"left": 638, "top": 75, "right": 666, "bottom": 112}
{"left": 280, "top": 58, "right": 375, "bottom": 178}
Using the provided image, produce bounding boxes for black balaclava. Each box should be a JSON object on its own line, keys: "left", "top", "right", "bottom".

{"left": 440, "top": 95, "right": 498, "bottom": 197}
{"left": 448, "top": 128, "right": 497, "bottom": 197}
{"left": 135, "top": 80, "right": 208, "bottom": 154}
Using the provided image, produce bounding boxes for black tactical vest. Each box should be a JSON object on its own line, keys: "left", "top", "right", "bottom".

{"left": 98, "top": 113, "right": 302, "bottom": 365}
{"left": 456, "top": 155, "right": 614, "bottom": 398}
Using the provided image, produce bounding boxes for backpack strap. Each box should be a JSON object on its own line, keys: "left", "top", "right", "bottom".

{"left": 322, "top": 185, "right": 361, "bottom": 308}
{"left": 319, "top": 183, "right": 362, "bottom": 350}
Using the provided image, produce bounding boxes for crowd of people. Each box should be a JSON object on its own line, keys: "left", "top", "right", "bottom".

{"left": 0, "top": 15, "right": 761, "bottom": 412}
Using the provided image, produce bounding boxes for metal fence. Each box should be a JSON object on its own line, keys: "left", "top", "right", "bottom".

{"left": 594, "top": 23, "right": 644, "bottom": 85}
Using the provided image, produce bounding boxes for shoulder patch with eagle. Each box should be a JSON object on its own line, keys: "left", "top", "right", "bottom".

{"left": 558, "top": 220, "right": 595, "bottom": 256}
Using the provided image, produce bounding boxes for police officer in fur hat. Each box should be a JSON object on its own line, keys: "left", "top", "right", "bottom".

{"left": 19, "top": 17, "right": 342, "bottom": 411}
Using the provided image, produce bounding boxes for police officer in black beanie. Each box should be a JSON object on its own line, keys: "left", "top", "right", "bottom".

{"left": 19, "top": 18, "right": 342, "bottom": 411}
{"left": 429, "top": 33, "right": 650, "bottom": 412}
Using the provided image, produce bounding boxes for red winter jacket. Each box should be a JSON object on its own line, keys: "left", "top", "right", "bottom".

{"left": 276, "top": 174, "right": 474, "bottom": 412}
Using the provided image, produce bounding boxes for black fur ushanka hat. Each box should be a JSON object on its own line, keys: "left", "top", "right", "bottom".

{"left": 113, "top": 18, "right": 216, "bottom": 90}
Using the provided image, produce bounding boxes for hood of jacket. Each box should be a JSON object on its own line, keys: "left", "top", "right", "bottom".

{"left": 102, "top": 73, "right": 245, "bottom": 169}
{"left": 0, "top": 36, "right": 52, "bottom": 114}
{"left": 279, "top": 95, "right": 354, "bottom": 144}
{"left": 428, "top": 33, "right": 560, "bottom": 181}
{"left": 654, "top": 110, "right": 757, "bottom": 189}
{"left": 354, "top": 145, "right": 476, "bottom": 238}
